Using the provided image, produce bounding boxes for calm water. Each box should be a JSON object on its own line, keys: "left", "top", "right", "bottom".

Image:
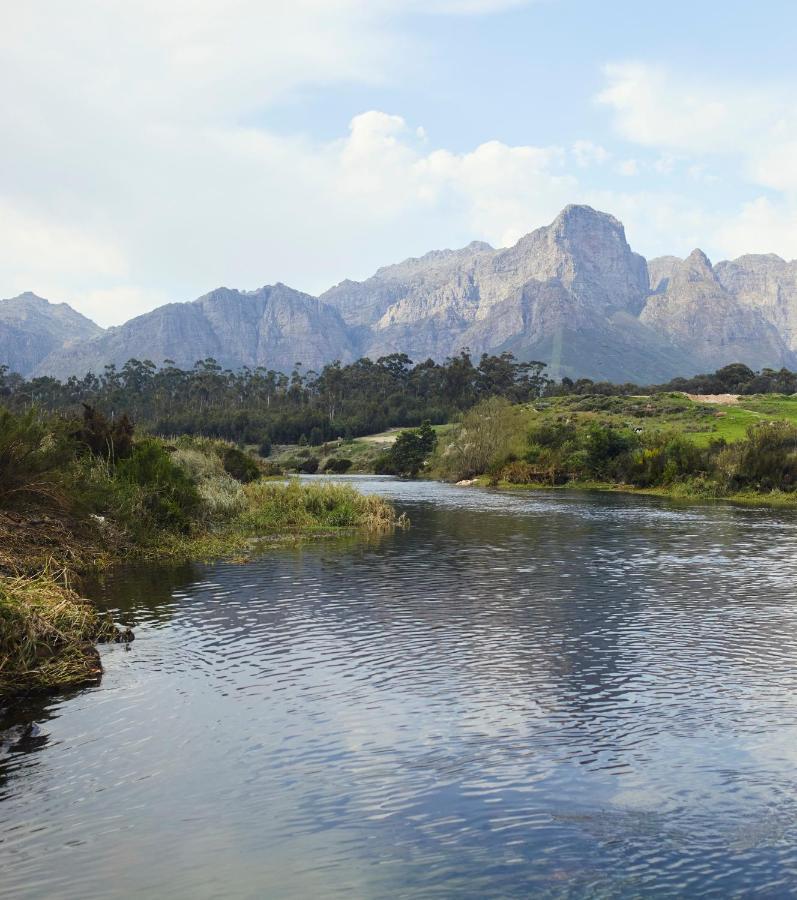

{"left": 3, "top": 478, "right": 797, "bottom": 898}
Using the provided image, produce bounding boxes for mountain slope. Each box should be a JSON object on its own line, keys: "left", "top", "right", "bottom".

{"left": 323, "top": 205, "right": 687, "bottom": 381}
{"left": 640, "top": 250, "right": 796, "bottom": 373}
{"left": 0, "top": 293, "right": 103, "bottom": 377}
{"left": 715, "top": 254, "right": 797, "bottom": 354}
{"left": 37, "top": 284, "right": 356, "bottom": 378}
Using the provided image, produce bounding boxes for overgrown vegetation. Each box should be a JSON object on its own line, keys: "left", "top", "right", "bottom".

{"left": 0, "top": 405, "right": 403, "bottom": 700}
{"left": 375, "top": 421, "right": 438, "bottom": 477}
{"left": 0, "top": 573, "right": 122, "bottom": 698}
{"left": 433, "top": 394, "right": 797, "bottom": 501}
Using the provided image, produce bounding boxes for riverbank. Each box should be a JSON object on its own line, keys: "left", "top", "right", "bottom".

{"left": 1, "top": 482, "right": 404, "bottom": 701}
{"left": 430, "top": 395, "right": 797, "bottom": 508}
{"left": 0, "top": 408, "right": 404, "bottom": 701}
{"left": 466, "top": 475, "right": 797, "bottom": 510}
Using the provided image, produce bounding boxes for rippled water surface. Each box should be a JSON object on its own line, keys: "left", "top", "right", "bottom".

{"left": 3, "top": 478, "right": 797, "bottom": 898}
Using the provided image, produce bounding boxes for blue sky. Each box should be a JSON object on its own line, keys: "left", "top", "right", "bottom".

{"left": 1, "top": 0, "right": 796, "bottom": 325}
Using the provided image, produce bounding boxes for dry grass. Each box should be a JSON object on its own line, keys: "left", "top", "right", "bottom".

{"left": 238, "top": 479, "right": 407, "bottom": 534}
{"left": 0, "top": 571, "right": 123, "bottom": 698}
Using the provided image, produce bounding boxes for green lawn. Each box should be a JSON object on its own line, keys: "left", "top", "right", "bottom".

{"left": 527, "top": 393, "right": 797, "bottom": 447}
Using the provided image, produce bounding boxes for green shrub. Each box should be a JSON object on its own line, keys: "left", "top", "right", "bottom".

{"left": 0, "top": 407, "right": 74, "bottom": 512}
{"left": 731, "top": 422, "right": 797, "bottom": 491}
{"left": 114, "top": 439, "right": 201, "bottom": 533}
{"left": 74, "top": 404, "right": 134, "bottom": 461}
{"left": 323, "top": 457, "right": 353, "bottom": 474}
{"left": 222, "top": 446, "right": 261, "bottom": 483}
{"left": 629, "top": 433, "right": 706, "bottom": 487}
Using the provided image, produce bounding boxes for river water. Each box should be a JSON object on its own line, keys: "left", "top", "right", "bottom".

{"left": 3, "top": 477, "right": 797, "bottom": 898}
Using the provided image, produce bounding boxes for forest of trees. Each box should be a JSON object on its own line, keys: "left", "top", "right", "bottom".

{"left": 2, "top": 355, "right": 795, "bottom": 447}
{"left": 0, "top": 352, "right": 550, "bottom": 445}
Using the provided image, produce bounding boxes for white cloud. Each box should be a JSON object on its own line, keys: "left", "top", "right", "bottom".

{"left": 616, "top": 159, "right": 639, "bottom": 177}
{"left": 571, "top": 140, "right": 610, "bottom": 168}
{"left": 0, "top": 198, "right": 127, "bottom": 294}
{"left": 716, "top": 197, "right": 797, "bottom": 261}
{"left": 596, "top": 62, "right": 797, "bottom": 261}
{"left": 0, "top": 1, "right": 555, "bottom": 325}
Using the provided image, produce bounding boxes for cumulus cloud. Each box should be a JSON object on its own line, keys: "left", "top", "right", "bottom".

{"left": 0, "top": 1, "right": 565, "bottom": 324}
{"left": 597, "top": 62, "right": 797, "bottom": 261}
{"left": 571, "top": 140, "right": 610, "bottom": 168}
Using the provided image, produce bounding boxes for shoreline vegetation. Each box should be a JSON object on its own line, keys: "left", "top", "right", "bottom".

{"left": 428, "top": 392, "right": 797, "bottom": 508}
{"left": 0, "top": 408, "right": 404, "bottom": 701}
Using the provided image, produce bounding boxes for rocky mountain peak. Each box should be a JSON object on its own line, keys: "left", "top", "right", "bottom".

{"left": 0, "top": 292, "right": 103, "bottom": 377}
{"left": 682, "top": 249, "right": 715, "bottom": 280}
{"left": 552, "top": 203, "right": 623, "bottom": 234}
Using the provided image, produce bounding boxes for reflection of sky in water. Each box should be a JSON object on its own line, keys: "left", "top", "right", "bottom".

{"left": 3, "top": 479, "right": 797, "bottom": 897}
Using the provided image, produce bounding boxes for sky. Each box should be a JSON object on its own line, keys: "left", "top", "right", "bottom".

{"left": 2, "top": 0, "right": 797, "bottom": 326}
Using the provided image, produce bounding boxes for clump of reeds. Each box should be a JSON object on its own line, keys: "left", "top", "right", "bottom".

{"left": 0, "top": 572, "right": 121, "bottom": 698}
{"left": 238, "top": 479, "right": 406, "bottom": 533}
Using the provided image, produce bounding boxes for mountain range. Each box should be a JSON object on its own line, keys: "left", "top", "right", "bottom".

{"left": 3, "top": 205, "right": 797, "bottom": 384}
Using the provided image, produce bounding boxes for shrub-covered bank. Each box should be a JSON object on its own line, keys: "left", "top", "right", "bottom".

{"left": 432, "top": 396, "right": 797, "bottom": 504}
{"left": 0, "top": 406, "right": 403, "bottom": 699}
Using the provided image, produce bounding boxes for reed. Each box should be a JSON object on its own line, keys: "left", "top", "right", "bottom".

{"left": 0, "top": 571, "right": 122, "bottom": 697}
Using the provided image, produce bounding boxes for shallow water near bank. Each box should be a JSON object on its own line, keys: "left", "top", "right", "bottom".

{"left": 3, "top": 476, "right": 797, "bottom": 898}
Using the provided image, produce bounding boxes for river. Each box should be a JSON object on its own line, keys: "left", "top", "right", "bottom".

{"left": 2, "top": 477, "right": 797, "bottom": 898}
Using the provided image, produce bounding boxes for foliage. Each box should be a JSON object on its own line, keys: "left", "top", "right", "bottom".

{"left": 236, "top": 479, "right": 404, "bottom": 533}
{"left": 222, "top": 445, "right": 261, "bottom": 483}
{"left": 112, "top": 439, "right": 201, "bottom": 534}
{"left": 0, "top": 352, "right": 550, "bottom": 446}
{"left": 434, "top": 398, "right": 528, "bottom": 482}
{"left": 376, "top": 421, "right": 438, "bottom": 477}
{"left": 323, "top": 457, "right": 353, "bottom": 473}
{"left": 74, "top": 404, "right": 134, "bottom": 461}
{"left": 0, "top": 408, "right": 74, "bottom": 512}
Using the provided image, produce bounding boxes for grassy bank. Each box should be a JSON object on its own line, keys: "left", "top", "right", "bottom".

{"left": 0, "top": 407, "right": 403, "bottom": 700}
{"left": 433, "top": 394, "right": 797, "bottom": 507}
{"left": 0, "top": 572, "right": 124, "bottom": 698}
{"left": 264, "top": 424, "right": 452, "bottom": 475}
{"left": 479, "top": 475, "right": 797, "bottom": 510}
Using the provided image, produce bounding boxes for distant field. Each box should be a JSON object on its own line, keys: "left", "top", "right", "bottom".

{"left": 528, "top": 393, "right": 797, "bottom": 446}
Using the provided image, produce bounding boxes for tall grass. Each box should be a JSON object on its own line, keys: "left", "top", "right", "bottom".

{"left": 0, "top": 572, "right": 121, "bottom": 696}
{"left": 237, "top": 479, "right": 406, "bottom": 533}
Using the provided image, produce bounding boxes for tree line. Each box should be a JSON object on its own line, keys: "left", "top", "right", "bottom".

{"left": 2, "top": 356, "right": 794, "bottom": 447}
{"left": 0, "top": 352, "right": 549, "bottom": 445}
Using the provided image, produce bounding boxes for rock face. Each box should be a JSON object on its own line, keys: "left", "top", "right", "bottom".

{"left": 0, "top": 293, "right": 102, "bottom": 377}
{"left": 323, "top": 206, "right": 691, "bottom": 381}
{"left": 715, "top": 255, "right": 797, "bottom": 354}
{"left": 640, "top": 250, "right": 795, "bottom": 373}
{"left": 7, "top": 205, "right": 797, "bottom": 383}
{"left": 38, "top": 284, "right": 356, "bottom": 378}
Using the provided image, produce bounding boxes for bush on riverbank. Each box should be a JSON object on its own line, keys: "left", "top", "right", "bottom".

{"left": 236, "top": 479, "right": 405, "bottom": 534}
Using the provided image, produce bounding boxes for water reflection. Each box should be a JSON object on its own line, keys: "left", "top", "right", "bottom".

{"left": 2, "top": 479, "right": 797, "bottom": 898}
